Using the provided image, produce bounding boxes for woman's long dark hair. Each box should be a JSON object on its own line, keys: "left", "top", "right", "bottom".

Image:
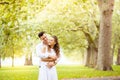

{"left": 52, "top": 36, "right": 60, "bottom": 57}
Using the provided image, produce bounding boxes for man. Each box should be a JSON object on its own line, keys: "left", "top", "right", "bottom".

{"left": 36, "top": 31, "right": 57, "bottom": 68}
{"left": 36, "top": 31, "right": 46, "bottom": 67}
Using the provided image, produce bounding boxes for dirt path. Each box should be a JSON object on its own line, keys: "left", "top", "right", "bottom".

{"left": 62, "top": 76, "right": 120, "bottom": 80}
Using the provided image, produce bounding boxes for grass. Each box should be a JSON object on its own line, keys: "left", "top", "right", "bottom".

{"left": 0, "top": 65, "right": 120, "bottom": 80}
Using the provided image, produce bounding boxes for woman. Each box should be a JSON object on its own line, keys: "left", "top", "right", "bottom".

{"left": 38, "top": 35, "right": 60, "bottom": 80}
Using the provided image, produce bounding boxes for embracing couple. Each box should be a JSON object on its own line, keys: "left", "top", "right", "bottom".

{"left": 36, "top": 31, "right": 61, "bottom": 80}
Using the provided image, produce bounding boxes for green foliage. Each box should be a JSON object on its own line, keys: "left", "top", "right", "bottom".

{"left": 0, "top": 0, "right": 120, "bottom": 61}
{"left": 0, "top": 0, "right": 50, "bottom": 59}
{"left": 0, "top": 0, "right": 26, "bottom": 58}
{"left": 113, "top": 1, "right": 120, "bottom": 47}
{"left": 33, "top": 0, "right": 99, "bottom": 59}
{"left": 112, "top": 0, "right": 120, "bottom": 55}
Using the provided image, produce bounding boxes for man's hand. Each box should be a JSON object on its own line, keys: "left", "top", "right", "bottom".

{"left": 46, "top": 62, "right": 55, "bottom": 69}
{"left": 49, "top": 56, "right": 57, "bottom": 60}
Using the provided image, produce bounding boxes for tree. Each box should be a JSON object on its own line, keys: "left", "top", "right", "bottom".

{"left": 96, "top": 0, "right": 115, "bottom": 71}
{"left": 0, "top": 0, "right": 51, "bottom": 67}
{"left": 33, "top": 0, "right": 100, "bottom": 63}
{"left": 112, "top": 0, "right": 120, "bottom": 65}
{"left": 1, "top": 0, "right": 119, "bottom": 68}
{"left": 0, "top": 0, "right": 28, "bottom": 67}
{"left": 0, "top": 55, "right": 1, "bottom": 68}
{"left": 116, "top": 49, "right": 120, "bottom": 65}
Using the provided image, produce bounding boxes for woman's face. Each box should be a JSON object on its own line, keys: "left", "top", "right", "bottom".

{"left": 48, "top": 37, "right": 56, "bottom": 46}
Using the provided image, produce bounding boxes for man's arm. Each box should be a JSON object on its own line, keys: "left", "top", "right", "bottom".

{"left": 41, "top": 58, "right": 55, "bottom": 62}
{"left": 36, "top": 44, "right": 58, "bottom": 62}
{"left": 41, "top": 55, "right": 57, "bottom": 62}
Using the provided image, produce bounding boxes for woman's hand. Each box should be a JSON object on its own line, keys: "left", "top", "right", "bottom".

{"left": 46, "top": 62, "right": 55, "bottom": 69}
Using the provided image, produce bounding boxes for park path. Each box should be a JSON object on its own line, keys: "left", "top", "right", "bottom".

{"left": 62, "top": 76, "right": 120, "bottom": 80}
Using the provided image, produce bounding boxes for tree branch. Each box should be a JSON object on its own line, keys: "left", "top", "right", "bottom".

{"left": 67, "top": 26, "right": 97, "bottom": 48}
{"left": 0, "top": 2, "right": 9, "bottom": 5}
{"left": 0, "top": 0, "right": 16, "bottom": 5}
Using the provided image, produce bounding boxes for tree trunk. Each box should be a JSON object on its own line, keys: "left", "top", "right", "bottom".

{"left": 96, "top": 0, "right": 114, "bottom": 71}
{"left": 84, "top": 30, "right": 98, "bottom": 68}
{"left": 111, "top": 44, "right": 115, "bottom": 65}
{"left": 85, "top": 45, "right": 98, "bottom": 68}
{"left": 85, "top": 46, "right": 97, "bottom": 68}
{"left": 116, "top": 48, "right": 120, "bottom": 65}
{"left": 24, "top": 55, "right": 28, "bottom": 65}
{"left": 0, "top": 55, "right": 1, "bottom": 68}
{"left": 91, "top": 47, "right": 98, "bottom": 67}
{"left": 85, "top": 46, "right": 91, "bottom": 66}
{"left": 12, "top": 54, "right": 14, "bottom": 67}
{"left": 90, "top": 36, "right": 98, "bottom": 68}
{"left": 29, "top": 54, "right": 33, "bottom": 65}
{"left": 24, "top": 54, "right": 33, "bottom": 65}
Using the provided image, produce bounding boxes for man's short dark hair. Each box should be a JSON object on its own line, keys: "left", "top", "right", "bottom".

{"left": 38, "top": 31, "right": 45, "bottom": 38}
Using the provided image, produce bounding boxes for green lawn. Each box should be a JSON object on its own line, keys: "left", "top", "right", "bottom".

{"left": 0, "top": 65, "right": 120, "bottom": 80}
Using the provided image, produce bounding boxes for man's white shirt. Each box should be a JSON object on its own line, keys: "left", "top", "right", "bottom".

{"left": 36, "top": 41, "right": 62, "bottom": 66}
{"left": 36, "top": 42, "right": 49, "bottom": 66}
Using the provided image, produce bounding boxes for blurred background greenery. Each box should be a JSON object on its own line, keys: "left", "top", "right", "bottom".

{"left": 0, "top": 0, "right": 120, "bottom": 67}
{"left": 0, "top": 0, "right": 120, "bottom": 80}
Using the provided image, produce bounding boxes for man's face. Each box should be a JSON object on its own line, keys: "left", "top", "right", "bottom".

{"left": 40, "top": 34, "right": 48, "bottom": 44}
{"left": 40, "top": 34, "right": 46, "bottom": 40}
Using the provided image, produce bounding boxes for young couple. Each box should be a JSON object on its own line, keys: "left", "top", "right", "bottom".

{"left": 36, "top": 31, "right": 61, "bottom": 80}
